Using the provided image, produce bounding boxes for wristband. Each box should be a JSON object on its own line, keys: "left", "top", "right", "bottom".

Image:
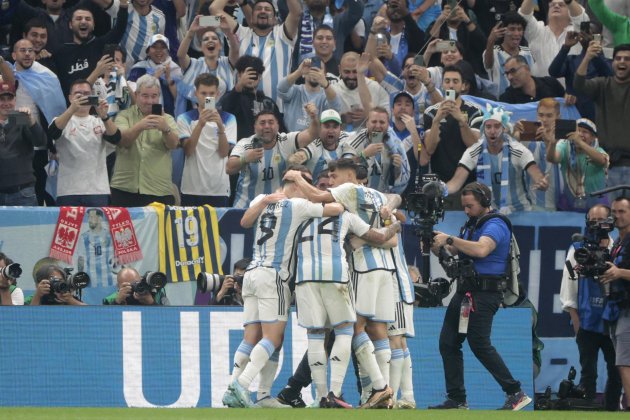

{"left": 323, "top": 81, "right": 330, "bottom": 89}
{"left": 101, "top": 115, "right": 111, "bottom": 122}
{"left": 446, "top": 236, "right": 455, "bottom": 246}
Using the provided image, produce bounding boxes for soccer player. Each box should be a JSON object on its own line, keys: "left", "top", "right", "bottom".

{"left": 284, "top": 158, "right": 402, "bottom": 408}
{"left": 223, "top": 167, "right": 344, "bottom": 408}
{"left": 294, "top": 209, "right": 401, "bottom": 408}
{"left": 77, "top": 208, "right": 114, "bottom": 287}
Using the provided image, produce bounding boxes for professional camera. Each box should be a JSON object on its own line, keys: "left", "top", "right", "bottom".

{"left": 557, "top": 366, "right": 587, "bottom": 400}
{"left": 406, "top": 174, "right": 446, "bottom": 238}
{"left": 196, "top": 272, "right": 244, "bottom": 295}
{"left": 571, "top": 217, "right": 614, "bottom": 278}
{"left": 0, "top": 263, "right": 22, "bottom": 280}
{"left": 131, "top": 271, "right": 167, "bottom": 295}
{"left": 439, "top": 246, "right": 476, "bottom": 280}
{"left": 48, "top": 268, "right": 90, "bottom": 294}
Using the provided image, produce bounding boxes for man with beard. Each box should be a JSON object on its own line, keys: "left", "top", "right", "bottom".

{"left": 291, "top": 0, "right": 363, "bottom": 66}
{"left": 176, "top": 16, "right": 239, "bottom": 115}
{"left": 277, "top": 58, "right": 339, "bottom": 132}
{"left": 423, "top": 65, "right": 482, "bottom": 208}
{"left": 549, "top": 21, "right": 612, "bottom": 120}
{"left": 426, "top": 1, "right": 487, "bottom": 77}
{"left": 575, "top": 43, "right": 630, "bottom": 198}
{"left": 518, "top": 0, "right": 588, "bottom": 78}
{"left": 53, "top": 3, "right": 129, "bottom": 95}
{"left": 499, "top": 56, "right": 565, "bottom": 103}
{"left": 446, "top": 105, "right": 548, "bottom": 213}
{"left": 364, "top": 0, "right": 424, "bottom": 75}
{"left": 226, "top": 105, "right": 320, "bottom": 208}
{"left": 483, "top": 11, "right": 533, "bottom": 98}
{"left": 2, "top": 39, "right": 65, "bottom": 206}
{"left": 288, "top": 109, "right": 349, "bottom": 181}
{"left": 128, "top": 34, "right": 182, "bottom": 116}
{"left": 333, "top": 52, "right": 390, "bottom": 129}
{"left": 22, "top": 18, "right": 56, "bottom": 73}
{"left": 219, "top": 55, "right": 283, "bottom": 141}
{"left": 211, "top": 0, "right": 302, "bottom": 108}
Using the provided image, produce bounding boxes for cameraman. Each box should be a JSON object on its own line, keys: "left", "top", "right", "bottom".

{"left": 600, "top": 196, "right": 630, "bottom": 405}
{"left": 210, "top": 258, "right": 250, "bottom": 306}
{"left": 560, "top": 204, "right": 622, "bottom": 410}
{"left": 103, "top": 268, "right": 169, "bottom": 305}
{"left": 26, "top": 265, "right": 86, "bottom": 306}
{"left": 0, "top": 253, "right": 24, "bottom": 305}
{"left": 429, "top": 182, "right": 531, "bottom": 410}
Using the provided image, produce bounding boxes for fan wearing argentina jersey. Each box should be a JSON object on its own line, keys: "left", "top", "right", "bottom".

{"left": 294, "top": 210, "right": 401, "bottom": 408}
{"left": 210, "top": 0, "right": 303, "bottom": 109}
{"left": 446, "top": 105, "right": 548, "bottom": 213}
{"left": 341, "top": 107, "right": 411, "bottom": 194}
{"left": 120, "top": 0, "right": 166, "bottom": 65}
{"left": 283, "top": 158, "right": 403, "bottom": 409}
{"left": 77, "top": 208, "right": 114, "bottom": 287}
{"left": 175, "top": 16, "right": 239, "bottom": 116}
{"left": 227, "top": 104, "right": 320, "bottom": 208}
{"left": 287, "top": 109, "right": 349, "bottom": 181}
{"left": 223, "top": 168, "right": 344, "bottom": 409}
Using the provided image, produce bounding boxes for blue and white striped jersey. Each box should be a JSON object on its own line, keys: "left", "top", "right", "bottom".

{"left": 248, "top": 196, "right": 325, "bottom": 281}
{"left": 176, "top": 56, "right": 235, "bottom": 116}
{"left": 329, "top": 183, "right": 395, "bottom": 272}
{"left": 236, "top": 23, "right": 296, "bottom": 110}
{"left": 299, "top": 131, "right": 349, "bottom": 181}
{"left": 120, "top": 5, "right": 166, "bottom": 64}
{"left": 230, "top": 132, "right": 300, "bottom": 208}
{"left": 391, "top": 237, "right": 415, "bottom": 304}
{"left": 295, "top": 212, "right": 370, "bottom": 284}
{"left": 76, "top": 229, "right": 114, "bottom": 287}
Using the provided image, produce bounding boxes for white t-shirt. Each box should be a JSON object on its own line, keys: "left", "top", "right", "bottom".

{"left": 54, "top": 115, "right": 115, "bottom": 197}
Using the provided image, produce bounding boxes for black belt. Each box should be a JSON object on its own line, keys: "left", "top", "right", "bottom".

{"left": 0, "top": 183, "right": 34, "bottom": 194}
{"left": 477, "top": 276, "right": 506, "bottom": 293}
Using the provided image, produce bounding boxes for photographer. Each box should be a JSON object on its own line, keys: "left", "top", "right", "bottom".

{"left": 599, "top": 196, "right": 630, "bottom": 404}
{"left": 210, "top": 259, "right": 250, "bottom": 306}
{"left": 103, "top": 268, "right": 169, "bottom": 306}
{"left": 26, "top": 265, "right": 86, "bottom": 306}
{"left": 0, "top": 253, "right": 24, "bottom": 305}
{"left": 560, "top": 204, "right": 622, "bottom": 410}
{"left": 429, "top": 182, "right": 531, "bottom": 410}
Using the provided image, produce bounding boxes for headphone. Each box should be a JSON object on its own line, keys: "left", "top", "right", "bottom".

{"left": 465, "top": 182, "right": 492, "bottom": 208}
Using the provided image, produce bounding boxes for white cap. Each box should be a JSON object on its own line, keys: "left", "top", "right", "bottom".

{"left": 320, "top": 109, "right": 341, "bottom": 124}
{"left": 147, "top": 34, "right": 170, "bottom": 50}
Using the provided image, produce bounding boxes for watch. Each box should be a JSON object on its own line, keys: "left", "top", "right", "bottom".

{"left": 446, "top": 236, "right": 455, "bottom": 246}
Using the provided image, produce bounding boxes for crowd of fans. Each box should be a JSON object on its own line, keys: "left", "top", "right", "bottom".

{"left": 0, "top": 0, "right": 629, "bottom": 211}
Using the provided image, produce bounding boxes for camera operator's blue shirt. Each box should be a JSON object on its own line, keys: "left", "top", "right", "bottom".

{"left": 462, "top": 217, "right": 510, "bottom": 276}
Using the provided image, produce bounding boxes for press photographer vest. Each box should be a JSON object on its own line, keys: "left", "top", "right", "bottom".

{"left": 572, "top": 241, "right": 607, "bottom": 334}
{"left": 603, "top": 235, "right": 630, "bottom": 321}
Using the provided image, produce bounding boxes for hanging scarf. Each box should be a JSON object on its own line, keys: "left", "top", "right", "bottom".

{"left": 477, "top": 136, "right": 510, "bottom": 213}
{"left": 299, "top": 8, "right": 334, "bottom": 60}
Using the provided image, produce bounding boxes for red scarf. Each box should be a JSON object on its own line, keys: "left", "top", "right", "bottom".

{"left": 102, "top": 207, "right": 143, "bottom": 264}
{"left": 49, "top": 207, "right": 86, "bottom": 264}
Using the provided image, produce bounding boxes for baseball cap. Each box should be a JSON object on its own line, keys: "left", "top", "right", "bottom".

{"left": 577, "top": 118, "right": 597, "bottom": 136}
{"left": 320, "top": 109, "right": 341, "bottom": 124}
{"left": 0, "top": 81, "right": 16, "bottom": 97}
{"left": 147, "top": 34, "right": 170, "bottom": 50}
{"left": 393, "top": 91, "right": 415, "bottom": 108}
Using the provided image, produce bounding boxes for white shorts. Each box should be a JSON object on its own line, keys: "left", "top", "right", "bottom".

{"left": 388, "top": 274, "right": 416, "bottom": 337}
{"left": 242, "top": 267, "right": 291, "bottom": 325}
{"left": 295, "top": 281, "right": 356, "bottom": 329}
{"left": 351, "top": 270, "right": 395, "bottom": 323}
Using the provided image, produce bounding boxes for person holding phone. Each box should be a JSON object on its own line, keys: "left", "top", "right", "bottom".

{"left": 48, "top": 79, "right": 121, "bottom": 207}
{"left": 548, "top": 21, "right": 613, "bottom": 120}
{"left": 110, "top": 74, "right": 179, "bottom": 207}
{"left": 483, "top": 12, "right": 533, "bottom": 98}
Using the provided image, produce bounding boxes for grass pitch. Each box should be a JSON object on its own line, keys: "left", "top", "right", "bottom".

{"left": 0, "top": 408, "right": 626, "bottom": 420}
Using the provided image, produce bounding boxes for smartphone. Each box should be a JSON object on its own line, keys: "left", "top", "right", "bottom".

{"left": 309, "top": 57, "right": 322, "bottom": 69}
{"left": 436, "top": 40, "right": 457, "bottom": 52}
{"left": 593, "top": 33, "right": 602, "bottom": 44}
{"left": 87, "top": 95, "right": 100, "bottom": 106}
{"left": 413, "top": 54, "right": 425, "bottom": 67}
{"left": 375, "top": 33, "right": 388, "bottom": 47}
{"left": 580, "top": 21, "right": 591, "bottom": 34}
{"left": 520, "top": 121, "right": 541, "bottom": 141}
{"left": 204, "top": 96, "right": 215, "bottom": 111}
{"left": 447, "top": 0, "right": 457, "bottom": 8}
{"left": 350, "top": 103, "right": 362, "bottom": 111}
{"left": 370, "top": 131, "right": 384, "bottom": 143}
{"left": 251, "top": 137, "right": 263, "bottom": 149}
{"left": 445, "top": 89, "right": 456, "bottom": 102}
{"left": 103, "top": 43, "right": 118, "bottom": 61}
{"left": 555, "top": 119, "right": 577, "bottom": 140}
{"left": 8, "top": 111, "right": 29, "bottom": 127}
{"left": 151, "top": 104, "right": 163, "bottom": 115}
{"left": 199, "top": 15, "right": 221, "bottom": 28}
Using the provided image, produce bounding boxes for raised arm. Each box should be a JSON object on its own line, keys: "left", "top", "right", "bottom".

{"left": 283, "top": 0, "right": 303, "bottom": 40}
